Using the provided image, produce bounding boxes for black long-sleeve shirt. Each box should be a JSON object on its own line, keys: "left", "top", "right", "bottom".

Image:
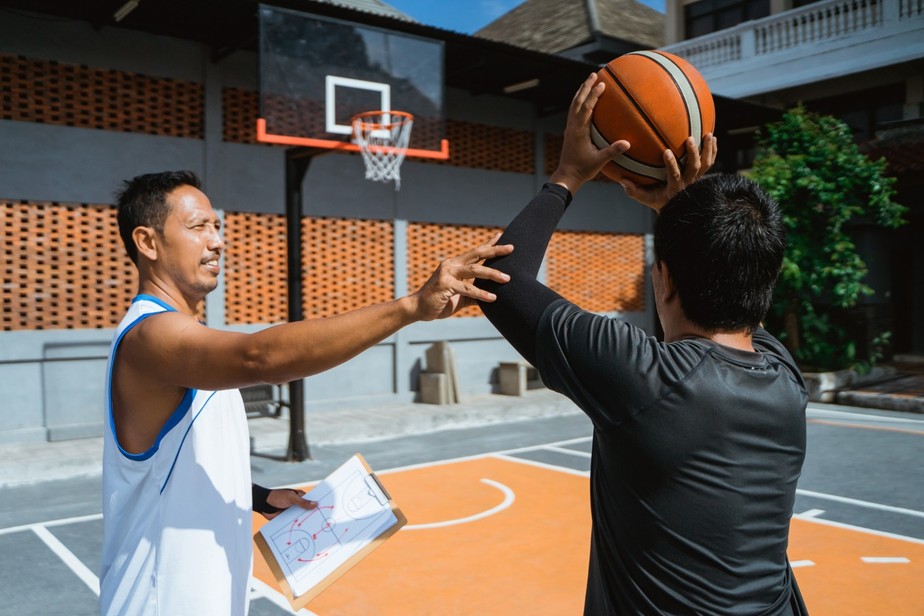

{"left": 476, "top": 184, "right": 809, "bottom": 615}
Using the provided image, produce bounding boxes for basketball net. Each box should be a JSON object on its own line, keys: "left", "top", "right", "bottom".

{"left": 351, "top": 110, "right": 414, "bottom": 190}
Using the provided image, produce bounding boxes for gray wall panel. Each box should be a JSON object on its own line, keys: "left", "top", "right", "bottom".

{"left": 0, "top": 122, "right": 205, "bottom": 203}
{"left": 0, "top": 10, "right": 205, "bottom": 81}
{"left": 217, "top": 142, "right": 287, "bottom": 215}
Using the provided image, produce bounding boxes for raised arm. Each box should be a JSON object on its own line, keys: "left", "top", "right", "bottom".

{"left": 476, "top": 74, "right": 628, "bottom": 364}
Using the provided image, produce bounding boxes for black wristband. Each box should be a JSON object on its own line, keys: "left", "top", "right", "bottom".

{"left": 252, "top": 483, "right": 282, "bottom": 514}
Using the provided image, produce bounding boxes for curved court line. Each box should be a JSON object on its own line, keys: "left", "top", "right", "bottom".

{"left": 402, "top": 478, "right": 515, "bottom": 530}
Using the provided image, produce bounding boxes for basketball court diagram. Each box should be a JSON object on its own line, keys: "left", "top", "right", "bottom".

{"left": 259, "top": 455, "right": 402, "bottom": 599}
{"left": 269, "top": 471, "right": 388, "bottom": 567}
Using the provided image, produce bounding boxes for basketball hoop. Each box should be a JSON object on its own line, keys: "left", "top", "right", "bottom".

{"left": 351, "top": 110, "right": 414, "bottom": 190}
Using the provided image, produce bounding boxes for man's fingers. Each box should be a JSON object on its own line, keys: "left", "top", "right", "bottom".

{"left": 466, "top": 263, "right": 512, "bottom": 283}
{"left": 571, "top": 72, "right": 598, "bottom": 112}
{"left": 295, "top": 498, "right": 318, "bottom": 511}
{"left": 682, "top": 137, "right": 702, "bottom": 182}
{"left": 458, "top": 240, "right": 513, "bottom": 265}
{"left": 663, "top": 149, "right": 683, "bottom": 187}
{"left": 701, "top": 134, "right": 717, "bottom": 171}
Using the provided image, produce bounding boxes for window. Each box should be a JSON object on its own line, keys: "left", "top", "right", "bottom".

{"left": 684, "top": 0, "right": 770, "bottom": 38}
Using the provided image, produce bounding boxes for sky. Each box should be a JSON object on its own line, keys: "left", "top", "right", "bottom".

{"left": 384, "top": 0, "right": 665, "bottom": 35}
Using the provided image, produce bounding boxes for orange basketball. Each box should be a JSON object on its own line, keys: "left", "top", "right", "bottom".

{"left": 591, "top": 51, "right": 715, "bottom": 186}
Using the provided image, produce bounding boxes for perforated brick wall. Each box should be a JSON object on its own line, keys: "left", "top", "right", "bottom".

{"left": 223, "top": 88, "right": 264, "bottom": 145}
{"left": 406, "top": 222, "right": 505, "bottom": 318}
{"left": 301, "top": 217, "right": 394, "bottom": 319}
{"left": 0, "top": 54, "right": 203, "bottom": 138}
{"left": 547, "top": 231, "right": 646, "bottom": 313}
{"left": 1, "top": 200, "right": 136, "bottom": 330}
{"left": 223, "top": 212, "right": 289, "bottom": 324}
{"left": 223, "top": 213, "right": 394, "bottom": 323}
{"left": 438, "top": 121, "right": 534, "bottom": 173}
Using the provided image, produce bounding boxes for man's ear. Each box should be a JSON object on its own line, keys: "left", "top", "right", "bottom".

{"left": 132, "top": 226, "right": 158, "bottom": 262}
{"left": 658, "top": 262, "right": 678, "bottom": 303}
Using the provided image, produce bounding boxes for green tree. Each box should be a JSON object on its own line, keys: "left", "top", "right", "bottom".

{"left": 749, "top": 106, "right": 906, "bottom": 371}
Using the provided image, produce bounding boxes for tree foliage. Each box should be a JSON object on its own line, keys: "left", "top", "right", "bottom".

{"left": 749, "top": 106, "right": 906, "bottom": 371}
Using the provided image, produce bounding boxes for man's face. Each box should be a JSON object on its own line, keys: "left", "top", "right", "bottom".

{"left": 156, "top": 185, "right": 224, "bottom": 301}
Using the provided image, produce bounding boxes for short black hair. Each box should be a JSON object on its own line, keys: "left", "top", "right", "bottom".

{"left": 114, "top": 170, "right": 201, "bottom": 264}
{"left": 654, "top": 173, "right": 786, "bottom": 333}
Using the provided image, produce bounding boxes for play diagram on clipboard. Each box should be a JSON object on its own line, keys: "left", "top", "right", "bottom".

{"left": 255, "top": 454, "right": 406, "bottom": 609}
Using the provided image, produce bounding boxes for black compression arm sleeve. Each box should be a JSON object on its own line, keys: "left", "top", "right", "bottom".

{"left": 252, "top": 483, "right": 281, "bottom": 514}
{"left": 476, "top": 184, "right": 571, "bottom": 365}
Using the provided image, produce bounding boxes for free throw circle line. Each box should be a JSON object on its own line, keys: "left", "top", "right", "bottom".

{"left": 403, "top": 478, "right": 515, "bottom": 530}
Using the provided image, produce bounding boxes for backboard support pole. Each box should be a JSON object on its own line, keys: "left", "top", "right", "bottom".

{"left": 284, "top": 147, "right": 320, "bottom": 462}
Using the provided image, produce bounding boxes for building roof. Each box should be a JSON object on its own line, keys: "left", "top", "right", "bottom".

{"left": 862, "top": 123, "right": 924, "bottom": 175}
{"left": 475, "top": 0, "right": 664, "bottom": 55}
{"left": 311, "top": 0, "right": 413, "bottom": 22}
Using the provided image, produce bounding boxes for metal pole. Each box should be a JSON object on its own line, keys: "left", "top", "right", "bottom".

{"left": 284, "top": 148, "right": 314, "bottom": 462}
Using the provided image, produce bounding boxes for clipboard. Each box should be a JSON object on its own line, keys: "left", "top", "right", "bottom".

{"left": 254, "top": 453, "right": 406, "bottom": 610}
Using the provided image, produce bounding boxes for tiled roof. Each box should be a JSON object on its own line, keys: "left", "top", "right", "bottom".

{"left": 475, "top": 0, "right": 663, "bottom": 54}
{"left": 314, "top": 0, "right": 415, "bottom": 22}
{"left": 861, "top": 126, "right": 924, "bottom": 174}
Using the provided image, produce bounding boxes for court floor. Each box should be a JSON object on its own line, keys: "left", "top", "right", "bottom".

{"left": 252, "top": 436, "right": 924, "bottom": 615}
{"left": 2, "top": 425, "right": 922, "bottom": 615}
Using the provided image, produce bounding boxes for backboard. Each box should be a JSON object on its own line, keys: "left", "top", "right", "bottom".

{"left": 257, "top": 5, "right": 448, "bottom": 159}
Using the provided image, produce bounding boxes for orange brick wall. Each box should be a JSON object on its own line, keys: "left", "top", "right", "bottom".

{"left": 0, "top": 54, "right": 204, "bottom": 138}
{"left": 223, "top": 213, "right": 394, "bottom": 323}
{"left": 406, "top": 222, "right": 505, "bottom": 318}
{"left": 2, "top": 203, "right": 644, "bottom": 330}
{"left": 1, "top": 55, "right": 646, "bottom": 331}
{"left": 406, "top": 223, "right": 645, "bottom": 317}
{"left": 1, "top": 200, "right": 136, "bottom": 330}
{"left": 547, "top": 232, "right": 646, "bottom": 313}
{"left": 223, "top": 212, "right": 289, "bottom": 324}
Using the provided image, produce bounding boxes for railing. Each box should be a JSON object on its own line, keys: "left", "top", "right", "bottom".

{"left": 663, "top": 0, "right": 921, "bottom": 69}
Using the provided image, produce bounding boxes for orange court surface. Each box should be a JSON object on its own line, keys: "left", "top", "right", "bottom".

{"left": 252, "top": 454, "right": 924, "bottom": 615}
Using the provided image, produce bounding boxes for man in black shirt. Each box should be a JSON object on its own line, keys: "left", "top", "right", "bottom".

{"left": 477, "top": 74, "right": 809, "bottom": 614}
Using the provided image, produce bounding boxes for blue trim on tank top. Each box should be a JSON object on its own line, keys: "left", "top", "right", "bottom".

{"left": 108, "top": 296, "right": 195, "bottom": 461}
{"left": 160, "top": 390, "right": 218, "bottom": 494}
{"left": 132, "top": 293, "right": 175, "bottom": 312}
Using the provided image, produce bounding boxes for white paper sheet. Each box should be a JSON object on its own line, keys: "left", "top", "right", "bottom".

{"left": 258, "top": 455, "right": 400, "bottom": 597}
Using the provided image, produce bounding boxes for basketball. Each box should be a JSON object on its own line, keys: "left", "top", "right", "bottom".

{"left": 591, "top": 51, "right": 715, "bottom": 186}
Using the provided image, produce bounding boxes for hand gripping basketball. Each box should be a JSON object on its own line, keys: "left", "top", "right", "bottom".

{"left": 621, "top": 133, "right": 718, "bottom": 213}
{"left": 591, "top": 51, "right": 716, "bottom": 187}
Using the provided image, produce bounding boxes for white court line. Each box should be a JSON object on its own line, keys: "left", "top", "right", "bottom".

{"left": 797, "top": 489, "right": 924, "bottom": 519}
{"left": 31, "top": 525, "right": 100, "bottom": 596}
{"left": 790, "top": 560, "right": 815, "bottom": 568}
{"left": 403, "top": 478, "right": 514, "bottom": 530}
{"left": 798, "top": 515, "right": 924, "bottom": 545}
{"left": 807, "top": 406, "right": 924, "bottom": 425}
{"left": 250, "top": 576, "right": 317, "bottom": 614}
{"left": 545, "top": 445, "right": 592, "bottom": 458}
{"left": 0, "top": 512, "right": 102, "bottom": 535}
{"left": 276, "top": 437, "right": 596, "bottom": 490}
{"left": 493, "top": 453, "right": 590, "bottom": 478}
{"left": 796, "top": 509, "right": 826, "bottom": 518}
{"left": 860, "top": 556, "right": 911, "bottom": 564}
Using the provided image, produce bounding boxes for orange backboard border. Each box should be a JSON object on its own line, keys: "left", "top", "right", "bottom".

{"left": 256, "top": 118, "right": 450, "bottom": 160}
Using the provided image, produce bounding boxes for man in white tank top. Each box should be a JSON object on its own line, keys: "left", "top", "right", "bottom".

{"left": 101, "top": 171, "right": 513, "bottom": 615}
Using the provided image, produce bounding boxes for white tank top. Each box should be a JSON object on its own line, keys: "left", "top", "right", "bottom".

{"left": 100, "top": 295, "right": 253, "bottom": 615}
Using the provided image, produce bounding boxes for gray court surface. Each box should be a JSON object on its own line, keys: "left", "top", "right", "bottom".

{"left": 0, "top": 405, "right": 921, "bottom": 615}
